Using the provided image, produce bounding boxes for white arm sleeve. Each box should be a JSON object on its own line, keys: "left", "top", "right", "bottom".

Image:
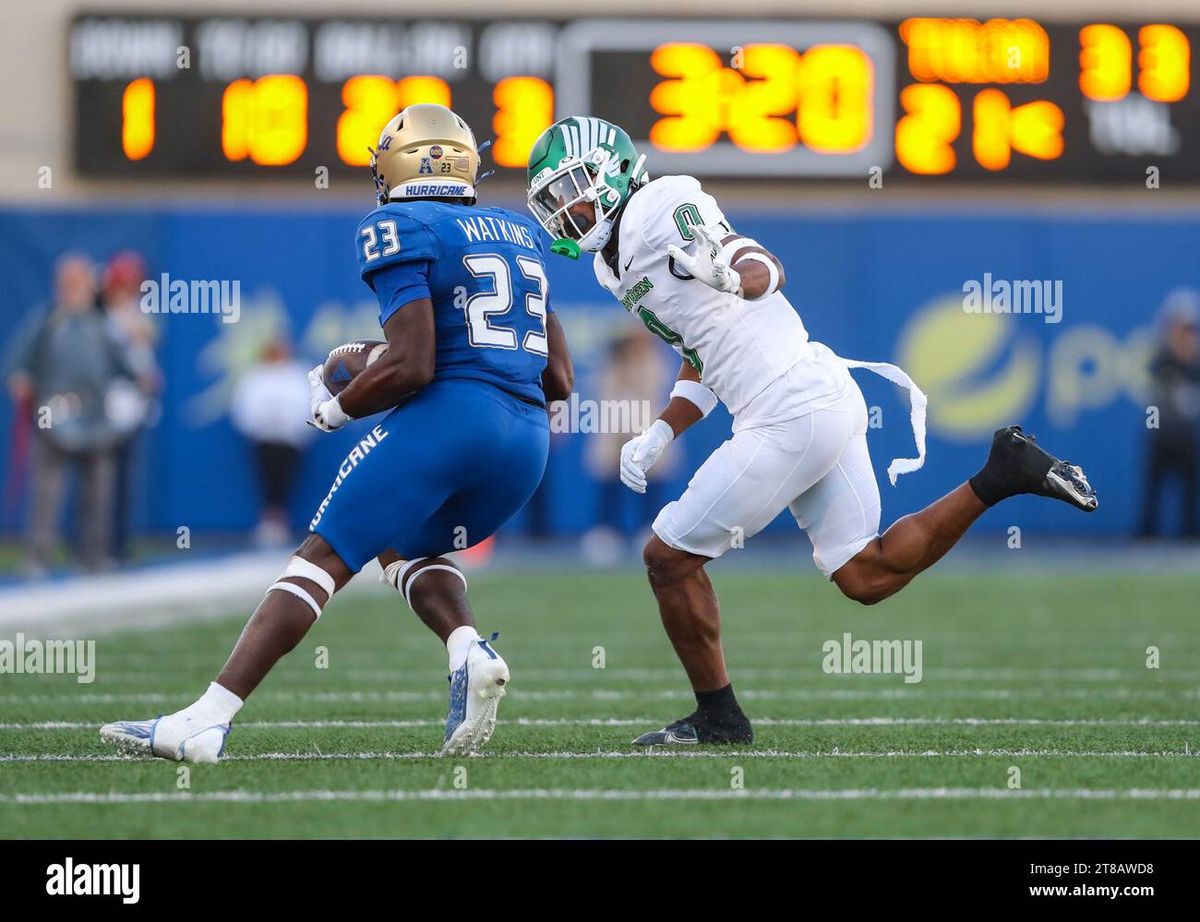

{"left": 670, "top": 378, "right": 719, "bottom": 417}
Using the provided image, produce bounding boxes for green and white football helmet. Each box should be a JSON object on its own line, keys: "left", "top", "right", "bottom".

{"left": 526, "top": 117, "right": 649, "bottom": 256}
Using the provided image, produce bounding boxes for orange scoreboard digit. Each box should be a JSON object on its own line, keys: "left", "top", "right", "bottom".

{"left": 72, "top": 15, "right": 1199, "bottom": 181}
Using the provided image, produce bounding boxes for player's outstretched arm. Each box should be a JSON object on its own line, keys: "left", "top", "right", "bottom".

{"left": 337, "top": 298, "right": 436, "bottom": 420}
{"left": 542, "top": 313, "right": 574, "bottom": 403}
{"left": 667, "top": 223, "right": 786, "bottom": 301}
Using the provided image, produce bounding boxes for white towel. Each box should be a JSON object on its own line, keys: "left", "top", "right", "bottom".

{"left": 837, "top": 356, "right": 929, "bottom": 486}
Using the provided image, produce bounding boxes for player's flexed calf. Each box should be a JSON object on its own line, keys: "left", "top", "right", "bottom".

{"left": 525, "top": 117, "right": 1097, "bottom": 746}
{"left": 101, "top": 105, "right": 573, "bottom": 762}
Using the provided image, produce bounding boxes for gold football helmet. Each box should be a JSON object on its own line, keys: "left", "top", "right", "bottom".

{"left": 369, "top": 104, "right": 481, "bottom": 205}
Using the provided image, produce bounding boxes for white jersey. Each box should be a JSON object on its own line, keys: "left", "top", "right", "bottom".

{"left": 593, "top": 175, "right": 848, "bottom": 428}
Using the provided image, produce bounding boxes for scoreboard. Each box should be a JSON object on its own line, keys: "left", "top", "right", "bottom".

{"left": 69, "top": 14, "right": 1199, "bottom": 181}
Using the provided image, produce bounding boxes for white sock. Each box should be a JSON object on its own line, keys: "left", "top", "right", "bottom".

{"left": 446, "top": 626, "right": 481, "bottom": 672}
{"left": 185, "top": 682, "right": 243, "bottom": 724}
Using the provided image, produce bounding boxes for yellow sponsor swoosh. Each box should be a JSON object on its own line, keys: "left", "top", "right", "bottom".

{"left": 898, "top": 296, "right": 1039, "bottom": 440}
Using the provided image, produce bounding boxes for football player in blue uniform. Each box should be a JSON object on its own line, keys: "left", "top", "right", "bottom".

{"left": 101, "top": 104, "right": 574, "bottom": 761}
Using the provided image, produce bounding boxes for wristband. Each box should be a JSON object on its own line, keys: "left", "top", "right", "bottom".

{"left": 719, "top": 236, "right": 760, "bottom": 262}
{"left": 732, "top": 252, "right": 780, "bottom": 300}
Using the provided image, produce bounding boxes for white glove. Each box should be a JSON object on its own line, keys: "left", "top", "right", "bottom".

{"left": 307, "top": 364, "right": 349, "bottom": 432}
{"left": 666, "top": 223, "right": 742, "bottom": 297}
{"left": 619, "top": 419, "right": 674, "bottom": 494}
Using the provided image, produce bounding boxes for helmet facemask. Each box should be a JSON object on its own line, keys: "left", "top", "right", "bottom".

{"left": 369, "top": 147, "right": 389, "bottom": 206}
{"left": 528, "top": 154, "right": 624, "bottom": 252}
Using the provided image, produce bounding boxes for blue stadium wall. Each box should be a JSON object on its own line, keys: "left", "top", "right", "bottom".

{"left": 0, "top": 201, "right": 1193, "bottom": 541}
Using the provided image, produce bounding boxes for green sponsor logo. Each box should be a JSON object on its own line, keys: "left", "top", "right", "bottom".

{"left": 620, "top": 275, "right": 655, "bottom": 311}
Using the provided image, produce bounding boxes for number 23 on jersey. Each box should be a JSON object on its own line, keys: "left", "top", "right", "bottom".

{"left": 361, "top": 217, "right": 548, "bottom": 358}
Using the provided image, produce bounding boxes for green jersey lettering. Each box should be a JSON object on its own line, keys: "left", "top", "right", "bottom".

{"left": 636, "top": 305, "right": 703, "bottom": 373}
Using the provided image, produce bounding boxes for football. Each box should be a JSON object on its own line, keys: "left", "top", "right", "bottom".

{"left": 322, "top": 339, "right": 388, "bottom": 396}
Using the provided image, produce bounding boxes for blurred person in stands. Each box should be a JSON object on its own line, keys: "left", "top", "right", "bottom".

{"left": 5, "top": 252, "right": 135, "bottom": 576}
{"left": 581, "top": 327, "right": 678, "bottom": 564}
{"left": 100, "top": 251, "right": 161, "bottom": 563}
{"left": 230, "top": 335, "right": 313, "bottom": 548}
{"left": 1139, "top": 288, "right": 1200, "bottom": 540}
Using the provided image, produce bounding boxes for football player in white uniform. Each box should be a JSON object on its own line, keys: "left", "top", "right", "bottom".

{"left": 527, "top": 117, "right": 1098, "bottom": 746}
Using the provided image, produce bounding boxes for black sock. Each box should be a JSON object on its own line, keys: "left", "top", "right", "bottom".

{"left": 695, "top": 683, "right": 744, "bottom": 721}
{"left": 968, "top": 466, "right": 1007, "bottom": 507}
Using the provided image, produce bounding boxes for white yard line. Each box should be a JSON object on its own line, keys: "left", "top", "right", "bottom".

{"left": 1, "top": 688, "right": 1194, "bottom": 704}
{"left": 1, "top": 748, "right": 1196, "bottom": 764}
{"left": 4, "top": 717, "right": 1200, "bottom": 730}
{"left": 6, "top": 787, "right": 1200, "bottom": 804}
{"left": 83, "top": 665, "right": 1200, "bottom": 683}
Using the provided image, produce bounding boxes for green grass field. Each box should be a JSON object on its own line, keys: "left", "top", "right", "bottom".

{"left": 2, "top": 568, "right": 1198, "bottom": 838}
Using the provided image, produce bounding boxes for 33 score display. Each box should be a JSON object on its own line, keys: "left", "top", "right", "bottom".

{"left": 71, "top": 15, "right": 1200, "bottom": 181}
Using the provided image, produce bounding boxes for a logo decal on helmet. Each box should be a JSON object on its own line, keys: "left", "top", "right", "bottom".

{"left": 585, "top": 146, "right": 622, "bottom": 178}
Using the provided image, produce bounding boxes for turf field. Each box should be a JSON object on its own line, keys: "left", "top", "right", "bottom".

{"left": 1, "top": 568, "right": 1198, "bottom": 838}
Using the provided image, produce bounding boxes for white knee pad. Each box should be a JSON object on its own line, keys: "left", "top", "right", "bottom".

{"left": 267, "top": 556, "right": 338, "bottom": 619}
{"left": 381, "top": 557, "right": 467, "bottom": 609}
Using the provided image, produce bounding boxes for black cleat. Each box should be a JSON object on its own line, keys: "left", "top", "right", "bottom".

{"left": 632, "top": 710, "right": 754, "bottom": 746}
{"left": 971, "top": 425, "right": 1098, "bottom": 511}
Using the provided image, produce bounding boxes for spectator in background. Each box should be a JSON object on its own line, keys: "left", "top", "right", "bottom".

{"left": 1139, "top": 288, "right": 1200, "bottom": 540}
{"left": 230, "top": 336, "right": 313, "bottom": 548}
{"left": 581, "top": 327, "right": 679, "bottom": 564}
{"left": 6, "top": 253, "right": 135, "bottom": 575}
{"left": 100, "top": 251, "right": 161, "bottom": 563}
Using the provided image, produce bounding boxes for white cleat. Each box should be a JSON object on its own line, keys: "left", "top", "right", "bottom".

{"left": 99, "top": 712, "right": 230, "bottom": 764}
{"left": 440, "top": 634, "right": 509, "bottom": 757}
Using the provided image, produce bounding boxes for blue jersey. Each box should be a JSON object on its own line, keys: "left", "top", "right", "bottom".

{"left": 356, "top": 199, "right": 552, "bottom": 406}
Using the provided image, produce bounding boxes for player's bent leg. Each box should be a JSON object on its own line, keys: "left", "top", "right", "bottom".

{"left": 831, "top": 483, "right": 985, "bottom": 605}
{"left": 217, "top": 534, "right": 354, "bottom": 697}
{"left": 379, "top": 552, "right": 509, "bottom": 756}
{"left": 634, "top": 535, "right": 753, "bottom": 746}
{"left": 634, "top": 416, "right": 853, "bottom": 747}
{"left": 379, "top": 549, "right": 474, "bottom": 643}
{"left": 826, "top": 425, "right": 1098, "bottom": 606}
{"left": 807, "top": 427, "right": 988, "bottom": 605}
{"left": 352, "top": 386, "right": 547, "bottom": 755}
{"left": 100, "top": 535, "right": 354, "bottom": 763}
{"left": 642, "top": 537, "right": 727, "bottom": 691}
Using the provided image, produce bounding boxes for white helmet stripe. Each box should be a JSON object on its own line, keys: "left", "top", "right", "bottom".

{"left": 559, "top": 117, "right": 619, "bottom": 163}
